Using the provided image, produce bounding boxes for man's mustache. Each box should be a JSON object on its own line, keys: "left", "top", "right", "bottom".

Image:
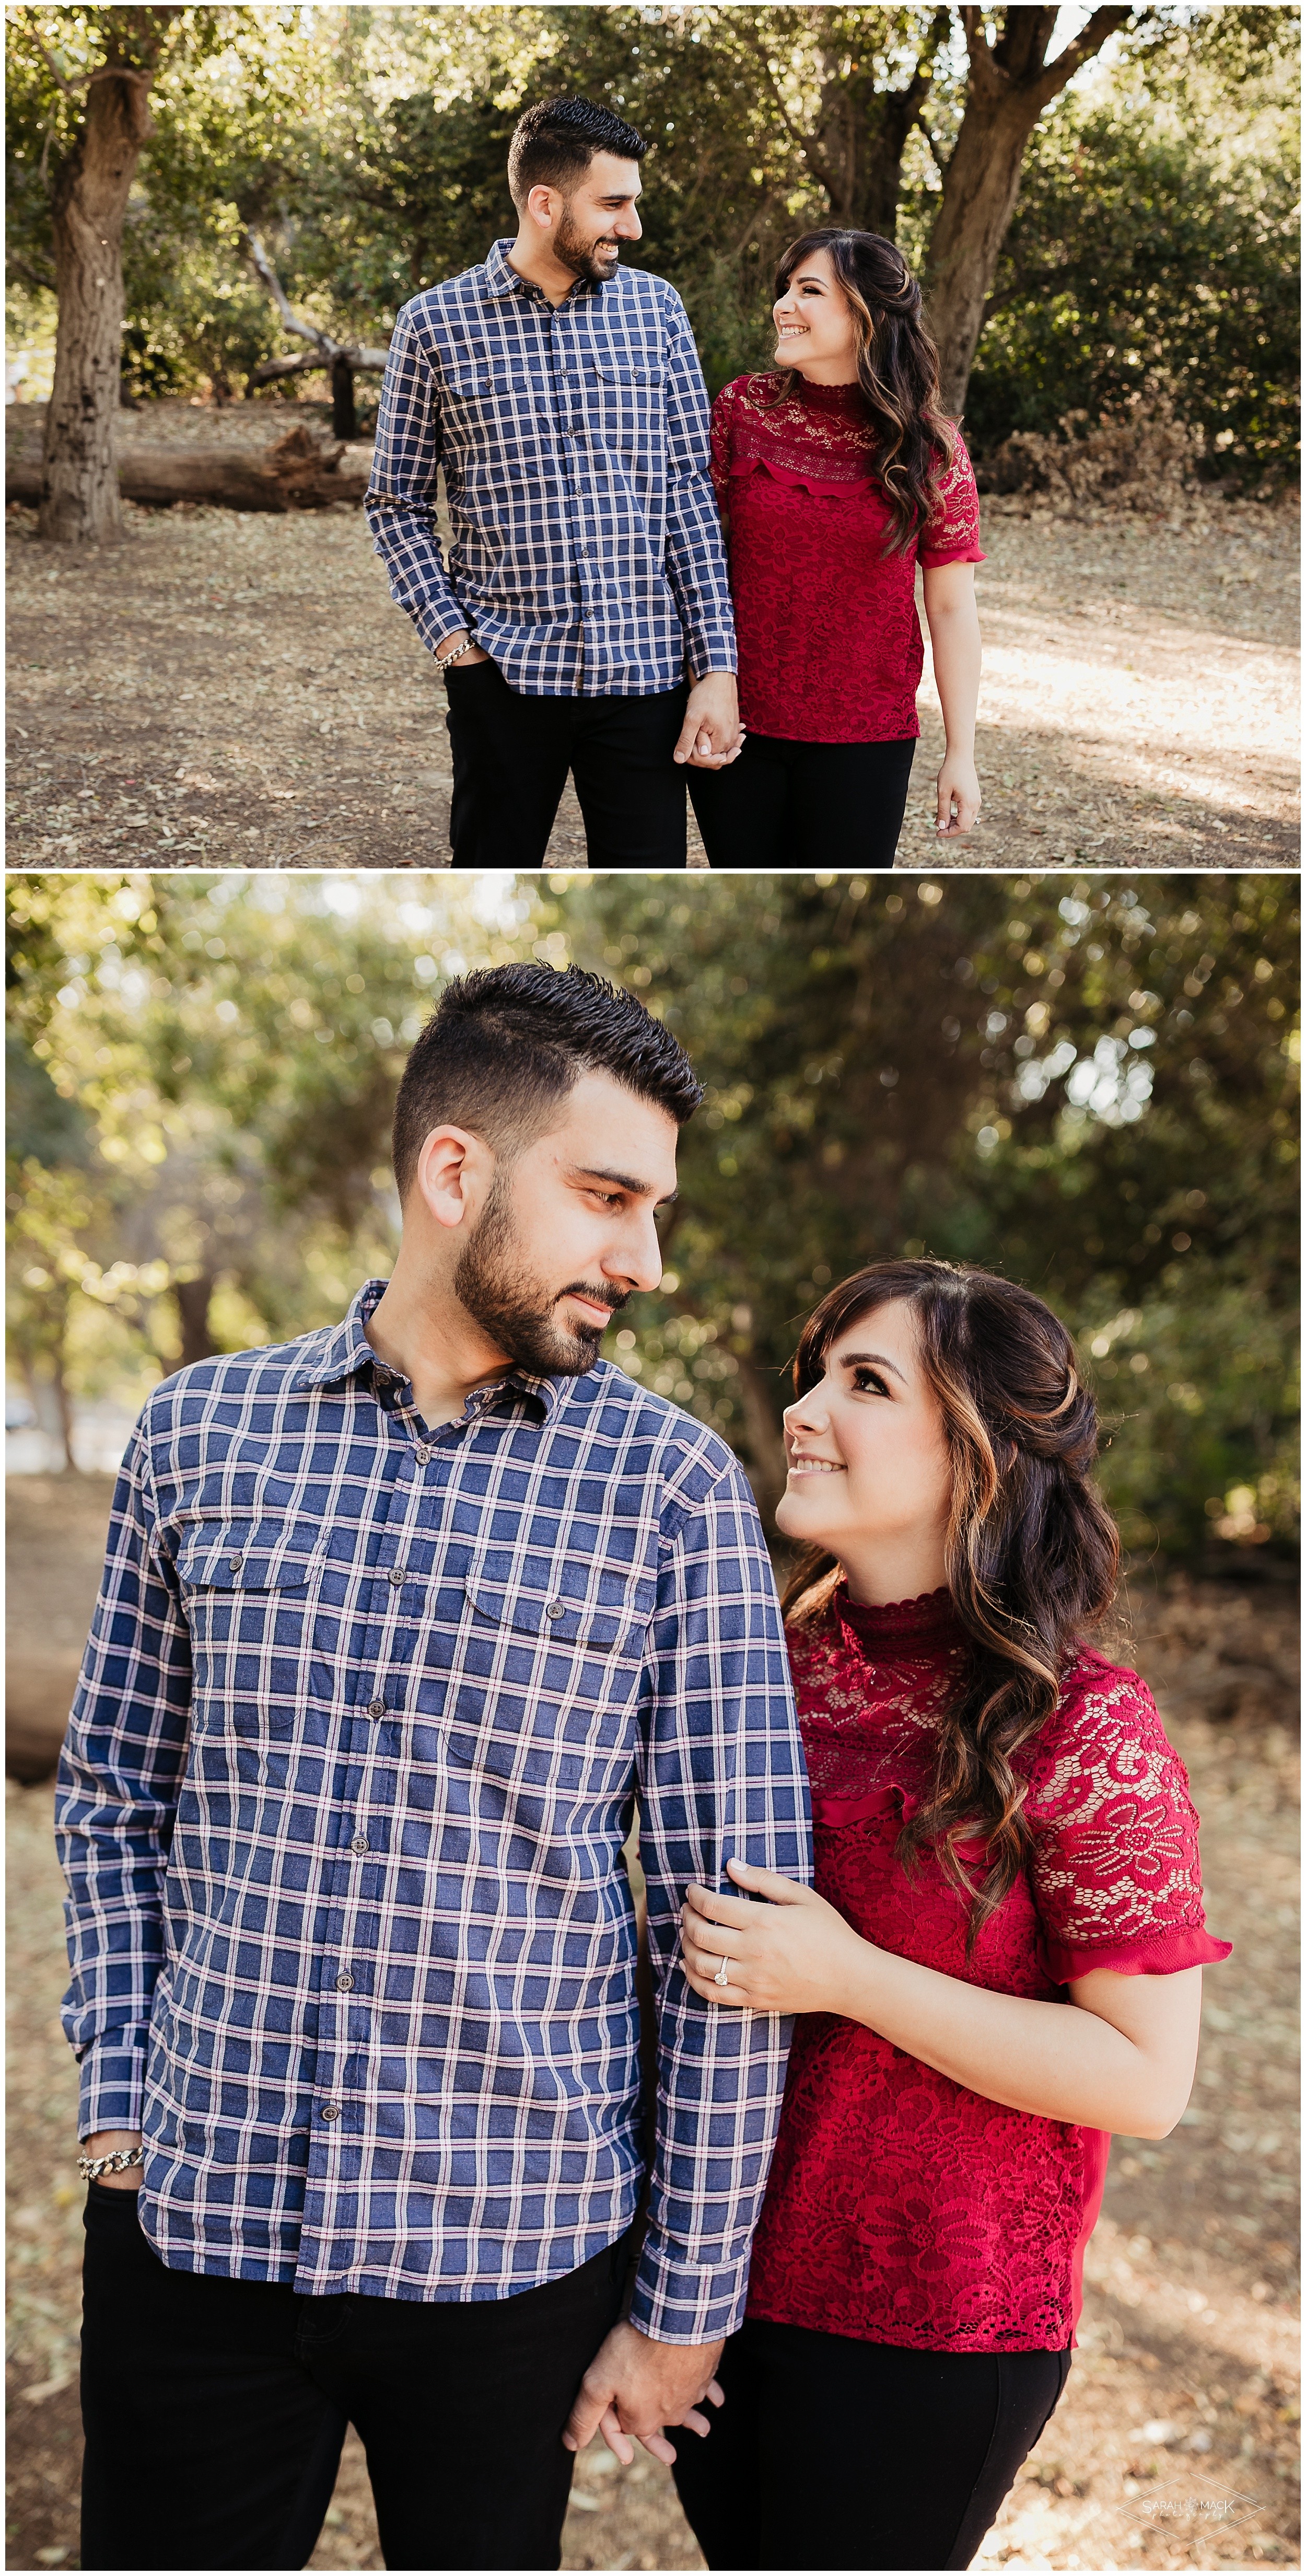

{"left": 555, "top": 1282, "right": 630, "bottom": 1318}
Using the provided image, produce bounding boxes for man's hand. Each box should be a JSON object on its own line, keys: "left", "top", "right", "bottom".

{"left": 437, "top": 630, "right": 491, "bottom": 670}
{"left": 562, "top": 2318, "right": 725, "bottom": 2467}
{"left": 83, "top": 2128, "right": 144, "bottom": 2190}
{"left": 674, "top": 672, "right": 742, "bottom": 770}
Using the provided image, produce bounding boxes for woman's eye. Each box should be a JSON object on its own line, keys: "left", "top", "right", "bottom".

{"left": 852, "top": 1369, "right": 889, "bottom": 1395}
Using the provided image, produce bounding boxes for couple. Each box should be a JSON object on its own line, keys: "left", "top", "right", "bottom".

{"left": 59, "top": 967, "right": 1226, "bottom": 2573}
{"left": 365, "top": 95, "right": 983, "bottom": 868}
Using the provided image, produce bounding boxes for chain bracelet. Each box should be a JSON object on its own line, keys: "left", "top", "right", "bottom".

{"left": 78, "top": 2146, "right": 145, "bottom": 2182}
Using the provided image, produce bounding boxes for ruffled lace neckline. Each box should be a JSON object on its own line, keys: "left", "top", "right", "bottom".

{"left": 834, "top": 1583, "right": 964, "bottom": 1656}
{"left": 794, "top": 375, "right": 869, "bottom": 418}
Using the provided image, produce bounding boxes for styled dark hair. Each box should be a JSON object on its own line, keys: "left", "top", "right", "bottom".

{"left": 391, "top": 962, "right": 702, "bottom": 1199}
{"left": 782, "top": 1260, "right": 1120, "bottom": 1949}
{"left": 508, "top": 95, "right": 647, "bottom": 207}
{"left": 768, "top": 227, "right": 956, "bottom": 556}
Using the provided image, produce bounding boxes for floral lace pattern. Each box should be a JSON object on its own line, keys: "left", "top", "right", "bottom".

{"left": 708, "top": 375, "right": 983, "bottom": 743}
{"left": 744, "top": 1589, "right": 1229, "bottom": 2351}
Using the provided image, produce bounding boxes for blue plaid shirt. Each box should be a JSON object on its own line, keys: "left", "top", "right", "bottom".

{"left": 364, "top": 239, "right": 737, "bottom": 695}
{"left": 56, "top": 1284, "right": 810, "bottom": 2341}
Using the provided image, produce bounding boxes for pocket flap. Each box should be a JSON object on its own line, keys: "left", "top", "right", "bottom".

{"left": 465, "top": 1553, "right": 657, "bottom": 1653}
{"left": 175, "top": 1519, "right": 321, "bottom": 1592}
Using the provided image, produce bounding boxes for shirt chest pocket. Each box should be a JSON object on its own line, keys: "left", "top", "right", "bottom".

{"left": 454, "top": 1553, "right": 658, "bottom": 1784}
{"left": 174, "top": 1518, "right": 323, "bottom": 1733}
{"left": 586, "top": 358, "right": 665, "bottom": 455}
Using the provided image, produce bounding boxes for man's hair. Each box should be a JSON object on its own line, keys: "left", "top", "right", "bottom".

{"left": 508, "top": 95, "right": 647, "bottom": 209}
{"left": 391, "top": 962, "right": 703, "bottom": 1199}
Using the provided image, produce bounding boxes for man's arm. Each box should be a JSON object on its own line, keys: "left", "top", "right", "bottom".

{"left": 55, "top": 1424, "right": 193, "bottom": 2156}
{"left": 364, "top": 302, "right": 470, "bottom": 662}
{"left": 659, "top": 293, "right": 743, "bottom": 768}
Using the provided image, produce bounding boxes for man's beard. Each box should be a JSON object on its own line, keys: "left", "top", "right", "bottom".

{"left": 453, "top": 1174, "right": 628, "bottom": 1376}
{"left": 553, "top": 204, "right": 621, "bottom": 287}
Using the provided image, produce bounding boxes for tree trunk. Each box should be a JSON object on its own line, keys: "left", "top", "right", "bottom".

{"left": 39, "top": 38, "right": 171, "bottom": 544}
{"left": 174, "top": 1275, "right": 218, "bottom": 1371}
{"left": 813, "top": 8, "right": 950, "bottom": 238}
{"left": 9, "top": 423, "right": 370, "bottom": 513}
{"left": 924, "top": 4, "right": 1134, "bottom": 419}
{"left": 53, "top": 1352, "right": 78, "bottom": 1473}
{"left": 331, "top": 354, "right": 357, "bottom": 442}
{"left": 734, "top": 1351, "right": 790, "bottom": 1528}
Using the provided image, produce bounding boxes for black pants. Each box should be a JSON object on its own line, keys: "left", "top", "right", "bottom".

{"left": 670, "top": 2317, "right": 1071, "bottom": 2571}
{"left": 79, "top": 2183, "right": 628, "bottom": 2572}
{"left": 444, "top": 659, "right": 690, "bottom": 866}
{"left": 687, "top": 730, "right": 916, "bottom": 866}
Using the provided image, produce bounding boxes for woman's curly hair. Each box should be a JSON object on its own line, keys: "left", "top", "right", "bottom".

{"left": 766, "top": 226, "right": 957, "bottom": 556}
{"left": 782, "top": 1260, "right": 1121, "bottom": 1950}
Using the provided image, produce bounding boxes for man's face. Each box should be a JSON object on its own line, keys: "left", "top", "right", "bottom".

{"left": 453, "top": 1070, "right": 679, "bottom": 1376}
{"left": 550, "top": 152, "right": 644, "bottom": 284}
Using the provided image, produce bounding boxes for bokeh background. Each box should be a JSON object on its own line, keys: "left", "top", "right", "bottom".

{"left": 6, "top": 866, "right": 1300, "bottom": 2571}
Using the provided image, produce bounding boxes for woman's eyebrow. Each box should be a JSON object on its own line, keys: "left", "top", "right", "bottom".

{"left": 837, "top": 1349, "right": 907, "bottom": 1384}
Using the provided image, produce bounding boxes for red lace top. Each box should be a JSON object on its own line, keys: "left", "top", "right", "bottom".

{"left": 745, "top": 1588, "right": 1230, "bottom": 2352}
{"left": 709, "top": 373, "right": 984, "bottom": 745}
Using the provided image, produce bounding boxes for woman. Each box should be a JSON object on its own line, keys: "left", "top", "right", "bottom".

{"left": 674, "top": 1261, "right": 1228, "bottom": 2572}
{"left": 686, "top": 230, "right": 984, "bottom": 866}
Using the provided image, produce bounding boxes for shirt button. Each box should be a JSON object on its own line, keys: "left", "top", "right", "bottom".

{"left": 335, "top": 1972, "right": 355, "bottom": 1992}
{"left": 545, "top": 1600, "right": 566, "bottom": 1620}
{"left": 351, "top": 1833, "right": 370, "bottom": 1854}
{"left": 414, "top": 1445, "right": 432, "bottom": 1465}
{"left": 320, "top": 2103, "right": 341, "bottom": 2122}
{"left": 367, "top": 1697, "right": 387, "bottom": 1720}
{"left": 228, "top": 1554, "right": 243, "bottom": 1574}
{"left": 388, "top": 1565, "right": 405, "bottom": 1586}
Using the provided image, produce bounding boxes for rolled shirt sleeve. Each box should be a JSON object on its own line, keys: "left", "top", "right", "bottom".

{"left": 660, "top": 294, "right": 738, "bottom": 679}
{"left": 632, "top": 1458, "right": 812, "bottom": 2344}
{"left": 365, "top": 303, "right": 468, "bottom": 656}
{"left": 55, "top": 1427, "right": 194, "bottom": 2138}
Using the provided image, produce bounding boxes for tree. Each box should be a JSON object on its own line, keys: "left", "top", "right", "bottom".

{"left": 11, "top": 6, "right": 188, "bottom": 541}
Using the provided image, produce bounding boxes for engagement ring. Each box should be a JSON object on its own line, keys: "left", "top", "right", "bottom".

{"left": 714, "top": 1957, "right": 730, "bottom": 1988}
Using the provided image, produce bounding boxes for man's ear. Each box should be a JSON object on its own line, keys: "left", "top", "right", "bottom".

{"left": 411, "top": 1125, "right": 493, "bottom": 1233}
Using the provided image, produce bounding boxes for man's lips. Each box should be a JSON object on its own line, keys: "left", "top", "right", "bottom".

{"left": 565, "top": 1292, "right": 620, "bottom": 1326}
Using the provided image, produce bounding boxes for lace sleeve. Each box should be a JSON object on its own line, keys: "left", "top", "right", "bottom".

{"left": 1026, "top": 1655, "right": 1232, "bottom": 1983}
{"left": 920, "top": 430, "right": 984, "bottom": 570}
{"left": 709, "top": 381, "right": 737, "bottom": 515}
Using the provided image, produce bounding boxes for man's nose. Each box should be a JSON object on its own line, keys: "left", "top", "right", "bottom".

{"left": 615, "top": 206, "right": 642, "bottom": 240}
{"left": 605, "top": 1212, "right": 662, "bottom": 1294}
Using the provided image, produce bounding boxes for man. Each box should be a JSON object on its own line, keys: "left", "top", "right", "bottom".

{"left": 365, "top": 96, "right": 742, "bottom": 868}
{"left": 59, "top": 964, "right": 810, "bottom": 2572}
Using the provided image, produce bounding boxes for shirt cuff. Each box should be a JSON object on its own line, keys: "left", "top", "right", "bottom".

{"left": 76, "top": 2030, "right": 148, "bottom": 2140}
{"left": 627, "top": 2225, "right": 751, "bottom": 2346}
{"left": 1041, "top": 1923, "right": 1233, "bottom": 1985}
{"left": 410, "top": 601, "right": 473, "bottom": 659}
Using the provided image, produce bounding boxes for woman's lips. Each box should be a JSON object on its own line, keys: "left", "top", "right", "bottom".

{"left": 787, "top": 1457, "right": 845, "bottom": 1475}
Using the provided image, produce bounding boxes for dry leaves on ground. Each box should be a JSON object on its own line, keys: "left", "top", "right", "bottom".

{"left": 6, "top": 399, "right": 1298, "bottom": 872}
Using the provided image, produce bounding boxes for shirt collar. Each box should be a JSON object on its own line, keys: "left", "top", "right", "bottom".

{"left": 483, "top": 235, "right": 602, "bottom": 305}
{"left": 287, "top": 1278, "right": 565, "bottom": 1423}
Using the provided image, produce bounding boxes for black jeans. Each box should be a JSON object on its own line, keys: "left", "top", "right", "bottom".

{"left": 444, "top": 659, "right": 690, "bottom": 866}
{"left": 687, "top": 730, "right": 916, "bottom": 866}
{"left": 670, "top": 2317, "right": 1071, "bottom": 2571}
{"left": 79, "top": 2183, "right": 629, "bottom": 2572}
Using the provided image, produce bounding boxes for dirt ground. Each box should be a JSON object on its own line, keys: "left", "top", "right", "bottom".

{"left": 5, "top": 397, "right": 1299, "bottom": 871}
{"left": 5, "top": 1469, "right": 1299, "bottom": 2573}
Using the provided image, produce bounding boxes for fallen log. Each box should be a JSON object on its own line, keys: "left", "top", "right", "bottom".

{"left": 7, "top": 424, "right": 372, "bottom": 513}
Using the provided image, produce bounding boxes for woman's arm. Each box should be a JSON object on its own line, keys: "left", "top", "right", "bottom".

{"left": 922, "top": 559, "right": 982, "bottom": 838}
{"left": 681, "top": 1862, "right": 1203, "bottom": 2139}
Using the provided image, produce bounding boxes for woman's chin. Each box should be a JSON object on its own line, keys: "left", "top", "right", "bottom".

{"left": 775, "top": 1486, "right": 834, "bottom": 1542}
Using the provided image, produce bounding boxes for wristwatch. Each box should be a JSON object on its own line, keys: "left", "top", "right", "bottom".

{"left": 78, "top": 2146, "right": 145, "bottom": 2182}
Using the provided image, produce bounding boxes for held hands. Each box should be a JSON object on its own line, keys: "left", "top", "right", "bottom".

{"left": 562, "top": 2318, "right": 725, "bottom": 2467}
{"left": 674, "top": 672, "right": 744, "bottom": 770}
{"left": 680, "top": 1858, "right": 867, "bottom": 2016}
{"left": 936, "top": 752, "right": 981, "bottom": 836}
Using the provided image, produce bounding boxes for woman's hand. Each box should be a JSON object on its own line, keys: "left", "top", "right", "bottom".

{"left": 935, "top": 751, "right": 981, "bottom": 836}
{"left": 680, "top": 1856, "right": 868, "bottom": 2015}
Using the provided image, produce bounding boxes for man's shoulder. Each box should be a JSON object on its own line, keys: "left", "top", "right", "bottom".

{"left": 137, "top": 1331, "right": 328, "bottom": 1430}
{"left": 397, "top": 264, "right": 495, "bottom": 337}
{"left": 563, "top": 1362, "right": 748, "bottom": 1495}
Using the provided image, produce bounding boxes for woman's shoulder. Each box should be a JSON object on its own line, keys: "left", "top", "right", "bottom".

{"left": 1027, "top": 1641, "right": 1182, "bottom": 1801}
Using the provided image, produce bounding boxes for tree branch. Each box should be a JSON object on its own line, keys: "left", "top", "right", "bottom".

{"left": 1031, "top": 4, "right": 1139, "bottom": 110}
{"left": 245, "top": 229, "right": 390, "bottom": 371}
{"left": 7, "top": 251, "right": 59, "bottom": 295}
{"left": 15, "top": 25, "right": 91, "bottom": 98}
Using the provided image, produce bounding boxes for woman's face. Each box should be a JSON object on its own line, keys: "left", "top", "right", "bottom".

{"left": 775, "top": 1298, "right": 953, "bottom": 1596}
{"left": 772, "top": 248, "right": 859, "bottom": 381}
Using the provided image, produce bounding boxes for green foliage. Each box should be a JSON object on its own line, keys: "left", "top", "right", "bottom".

{"left": 964, "top": 74, "right": 1301, "bottom": 484}
{"left": 10, "top": 869, "right": 1294, "bottom": 1566}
